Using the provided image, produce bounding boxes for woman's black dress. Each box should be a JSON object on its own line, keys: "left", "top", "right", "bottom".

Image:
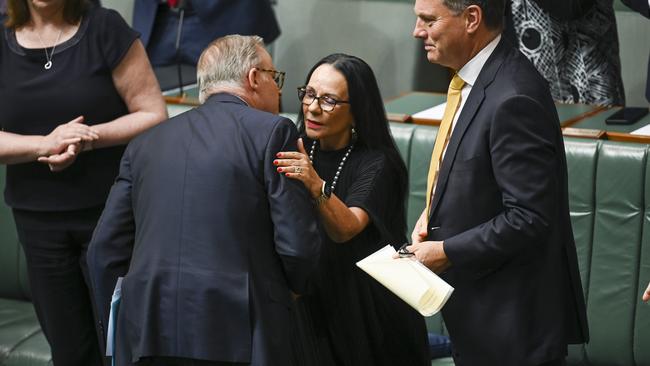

{"left": 292, "top": 143, "right": 430, "bottom": 366}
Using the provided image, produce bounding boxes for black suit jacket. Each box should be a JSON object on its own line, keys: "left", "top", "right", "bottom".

{"left": 428, "top": 39, "right": 589, "bottom": 366}
{"left": 87, "top": 93, "right": 320, "bottom": 365}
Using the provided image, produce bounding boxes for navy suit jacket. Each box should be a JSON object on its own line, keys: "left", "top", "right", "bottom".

{"left": 133, "top": 0, "right": 280, "bottom": 65}
{"left": 427, "top": 39, "right": 589, "bottom": 366}
{"left": 87, "top": 93, "right": 320, "bottom": 365}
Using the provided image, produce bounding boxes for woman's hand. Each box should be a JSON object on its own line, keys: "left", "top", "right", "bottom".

{"left": 39, "top": 116, "right": 99, "bottom": 156}
{"left": 274, "top": 138, "right": 323, "bottom": 198}
{"left": 37, "top": 142, "right": 82, "bottom": 172}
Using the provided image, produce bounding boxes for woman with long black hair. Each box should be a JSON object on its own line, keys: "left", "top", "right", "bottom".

{"left": 275, "top": 53, "right": 429, "bottom": 366}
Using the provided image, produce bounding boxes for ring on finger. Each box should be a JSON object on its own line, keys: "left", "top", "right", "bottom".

{"left": 295, "top": 166, "right": 303, "bottom": 174}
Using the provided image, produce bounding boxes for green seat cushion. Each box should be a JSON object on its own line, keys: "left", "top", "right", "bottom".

{"left": 0, "top": 298, "right": 50, "bottom": 365}
{"left": 634, "top": 151, "right": 650, "bottom": 365}
{"left": 585, "top": 142, "right": 647, "bottom": 365}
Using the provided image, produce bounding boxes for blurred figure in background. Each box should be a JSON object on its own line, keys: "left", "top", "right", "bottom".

{"left": 505, "top": 0, "right": 625, "bottom": 106}
{"left": 133, "top": 0, "right": 280, "bottom": 67}
{"left": 621, "top": 0, "right": 649, "bottom": 103}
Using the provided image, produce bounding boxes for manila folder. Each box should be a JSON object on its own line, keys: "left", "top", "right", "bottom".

{"left": 356, "top": 245, "right": 454, "bottom": 317}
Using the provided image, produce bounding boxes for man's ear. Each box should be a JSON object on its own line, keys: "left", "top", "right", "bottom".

{"left": 247, "top": 67, "right": 259, "bottom": 91}
{"left": 465, "top": 5, "right": 482, "bottom": 34}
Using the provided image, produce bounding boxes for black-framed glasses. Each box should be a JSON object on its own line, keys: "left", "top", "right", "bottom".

{"left": 297, "top": 86, "right": 350, "bottom": 112}
{"left": 256, "top": 68, "right": 285, "bottom": 89}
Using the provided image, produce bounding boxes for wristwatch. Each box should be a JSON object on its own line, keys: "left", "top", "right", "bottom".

{"left": 314, "top": 181, "right": 332, "bottom": 206}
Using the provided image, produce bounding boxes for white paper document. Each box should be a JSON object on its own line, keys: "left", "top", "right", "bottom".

{"left": 411, "top": 102, "right": 447, "bottom": 120}
{"left": 106, "top": 277, "right": 123, "bottom": 358}
{"left": 356, "top": 245, "right": 454, "bottom": 316}
{"left": 630, "top": 124, "right": 650, "bottom": 136}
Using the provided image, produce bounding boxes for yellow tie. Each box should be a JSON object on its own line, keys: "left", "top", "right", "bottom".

{"left": 425, "top": 74, "right": 465, "bottom": 216}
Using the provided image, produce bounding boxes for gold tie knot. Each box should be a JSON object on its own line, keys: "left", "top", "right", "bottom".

{"left": 449, "top": 74, "right": 465, "bottom": 91}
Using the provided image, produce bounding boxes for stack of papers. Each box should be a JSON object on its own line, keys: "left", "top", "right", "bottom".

{"left": 356, "top": 245, "right": 454, "bottom": 316}
{"left": 631, "top": 124, "right": 650, "bottom": 136}
{"left": 412, "top": 102, "right": 447, "bottom": 120}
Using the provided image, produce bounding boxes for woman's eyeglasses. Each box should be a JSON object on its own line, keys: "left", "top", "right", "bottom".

{"left": 297, "top": 86, "right": 349, "bottom": 112}
{"left": 256, "top": 68, "right": 285, "bottom": 89}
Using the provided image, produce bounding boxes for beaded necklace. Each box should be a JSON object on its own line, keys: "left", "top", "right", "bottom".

{"left": 308, "top": 140, "right": 354, "bottom": 193}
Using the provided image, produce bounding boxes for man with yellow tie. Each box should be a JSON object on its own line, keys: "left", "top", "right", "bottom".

{"left": 405, "top": 0, "right": 589, "bottom": 365}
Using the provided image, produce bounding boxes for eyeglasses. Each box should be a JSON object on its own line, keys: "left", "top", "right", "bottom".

{"left": 256, "top": 68, "right": 285, "bottom": 89}
{"left": 297, "top": 86, "right": 350, "bottom": 112}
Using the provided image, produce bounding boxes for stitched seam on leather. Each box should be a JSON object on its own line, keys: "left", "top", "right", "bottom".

{"left": 0, "top": 326, "right": 42, "bottom": 364}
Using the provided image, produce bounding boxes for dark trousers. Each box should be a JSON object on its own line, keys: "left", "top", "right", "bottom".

{"left": 13, "top": 207, "right": 105, "bottom": 366}
{"left": 137, "top": 357, "right": 248, "bottom": 366}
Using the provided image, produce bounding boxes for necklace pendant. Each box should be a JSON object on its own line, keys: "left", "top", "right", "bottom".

{"left": 44, "top": 61, "right": 52, "bottom": 70}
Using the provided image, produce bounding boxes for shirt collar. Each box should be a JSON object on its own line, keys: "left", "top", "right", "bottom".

{"left": 457, "top": 34, "right": 501, "bottom": 87}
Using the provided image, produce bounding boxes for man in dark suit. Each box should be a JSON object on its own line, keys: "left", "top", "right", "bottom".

{"left": 133, "top": 0, "right": 281, "bottom": 67}
{"left": 87, "top": 35, "right": 320, "bottom": 366}
{"left": 405, "top": 0, "right": 589, "bottom": 365}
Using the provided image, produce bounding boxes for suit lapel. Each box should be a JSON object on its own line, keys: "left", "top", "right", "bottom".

{"left": 428, "top": 38, "right": 511, "bottom": 220}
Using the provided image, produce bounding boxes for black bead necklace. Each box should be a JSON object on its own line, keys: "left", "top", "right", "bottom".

{"left": 308, "top": 140, "right": 354, "bottom": 193}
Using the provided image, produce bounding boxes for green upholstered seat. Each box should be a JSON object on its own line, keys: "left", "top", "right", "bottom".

{"left": 0, "top": 167, "right": 51, "bottom": 365}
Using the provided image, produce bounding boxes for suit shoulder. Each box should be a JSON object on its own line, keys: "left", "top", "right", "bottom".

{"left": 234, "top": 108, "right": 297, "bottom": 138}
{"left": 494, "top": 48, "right": 551, "bottom": 99}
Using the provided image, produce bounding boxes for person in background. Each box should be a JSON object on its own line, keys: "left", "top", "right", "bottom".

{"left": 275, "top": 53, "right": 430, "bottom": 366}
{"left": 0, "top": 0, "right": 166, "bottom": 364}
{"left": 621, "top": 0, "right": 650, "bottom": 103}
{"left": 133, "top": 0, "right": 280, "bottom": 67}
{"left": 87, "top": 35, "right": 320, "bottom": 366}
{"left": 407, "top": 0, "right": 589, "bottom": 364}
{"left": 504, "top": 0, "right": 625, "bottom": 106}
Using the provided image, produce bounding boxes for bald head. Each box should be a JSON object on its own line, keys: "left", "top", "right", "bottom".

{"left": 197, "top": 35, "right": 265, "bottom": 103}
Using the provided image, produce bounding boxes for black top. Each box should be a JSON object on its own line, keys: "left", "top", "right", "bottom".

{"left": 0, "top": 6, "right": 138, "bottom": 211}
{"left": 292, "top": 141, "right": 429, "bottom": 366}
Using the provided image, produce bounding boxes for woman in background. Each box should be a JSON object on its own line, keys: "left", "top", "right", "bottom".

{"left": 0, "top": 0, "right": 166, "bottom": 364}
{"left": 275, "top": 53, "right": 430, "bottom": 366}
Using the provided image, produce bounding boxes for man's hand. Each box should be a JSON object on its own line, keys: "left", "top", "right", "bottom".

{"left": 411, "top": 209, "right": 428, "bottom": 244}
{"left": 407, "top": 240, "right": 450, "bottom": 274}
{"left": 643, "top": 282, "right": 650, "bottom": 302}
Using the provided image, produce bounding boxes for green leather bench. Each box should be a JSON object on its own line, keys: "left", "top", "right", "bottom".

{"left": 0, "top": 167, "right": 51, "bottom": 366}
{"left": 389, "top": 122, "right": 650, "bottom": 366}
{"left": 0, "top": 123, "right": 649, "bottom": 366}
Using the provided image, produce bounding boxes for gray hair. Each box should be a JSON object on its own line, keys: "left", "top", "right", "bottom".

{"left": 197, "top": 35, "right": 265, "bottom": 103}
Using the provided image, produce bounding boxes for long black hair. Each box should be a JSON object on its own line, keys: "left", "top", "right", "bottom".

{"left": 298, "top": 53, "right": 409, "bottom": 239}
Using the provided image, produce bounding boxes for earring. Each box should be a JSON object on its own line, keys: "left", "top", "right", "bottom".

{"left": 351, "top": 126, "right": 358, "bottom": 143}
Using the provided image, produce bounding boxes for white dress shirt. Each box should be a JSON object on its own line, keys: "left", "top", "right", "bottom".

{"left": 442, "top": 34, "right": 502, "bottom": 160}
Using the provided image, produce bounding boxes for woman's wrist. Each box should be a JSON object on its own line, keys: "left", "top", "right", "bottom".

{"left": 311, "top": 179, "right": 324, "bottom": 199}
{"left": 81, "top": 140, "right": 94, "bottom": 152}
{"left": 35, "top": 135, "right": 52, "bottom": 158}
